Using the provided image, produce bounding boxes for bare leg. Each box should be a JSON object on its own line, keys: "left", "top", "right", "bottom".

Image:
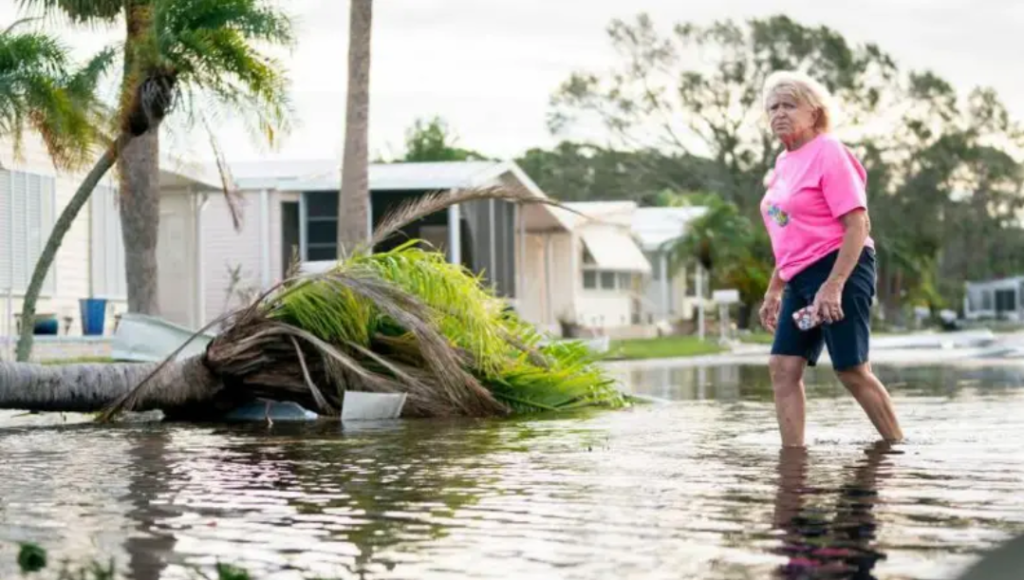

{"left": 835, "top": 362, "right": 904, "bottom": 442}
{"left": 770, "top": 355, "right": 808, "bottom": 448}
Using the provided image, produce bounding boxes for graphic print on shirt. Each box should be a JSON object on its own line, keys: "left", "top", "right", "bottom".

{"left": 766, "top": 203, "right": 790, "bottom": 227}
{"left": 762, "top": 169, "right": 790, "bottom": 228}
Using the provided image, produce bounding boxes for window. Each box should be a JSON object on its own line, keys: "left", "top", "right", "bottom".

{"left": 90, "top": 184, "right": 127, "bottom": 298}
{"left": 996, "top": 289, "right": 1016, "bottom": 313}
{"left": 580, "top": 268, "right": 638, "bottom": 292}
{"left": 304, "top": 191, "right": 340, "bottom": 260}
{"left": 0, "top": 170, "right": 56, "bottom": 294}
{"left": 981, "top": 290, "right": 994, "bottom": 311}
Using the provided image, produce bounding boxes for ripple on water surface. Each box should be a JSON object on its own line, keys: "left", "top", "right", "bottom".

{"left": 1, "top": 363, "right": 1024, "bottom": 579}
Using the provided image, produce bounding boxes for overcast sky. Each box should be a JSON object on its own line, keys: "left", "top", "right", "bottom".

{"left": 1, "top": 0, "right": 1022, "bottom": 167}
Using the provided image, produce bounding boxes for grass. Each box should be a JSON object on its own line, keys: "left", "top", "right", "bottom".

{"left": 607, "top": 335, "right": 725, "bottom": 361}
{"left": 739, "top": 332, "right": 775, "bottom": 345}
{"left": 39, "top": 356, "right": 115, "bottom": 365}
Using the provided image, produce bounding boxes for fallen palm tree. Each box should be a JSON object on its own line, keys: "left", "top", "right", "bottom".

{"left": 0, "top": 187, "right": 627, "bottom": 421}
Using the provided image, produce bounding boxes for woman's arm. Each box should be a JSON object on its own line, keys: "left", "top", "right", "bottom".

{"left": 813, "top": 209, "right": 870, "bottom": 323}
{"left": 825, "top": 209, "right": 870, "bottom": 288}
{"left": 765, "top": 267, "right": 785, "bottom": 298}
{"left": 760, "top": 267, "right": 786, "bottom": 331}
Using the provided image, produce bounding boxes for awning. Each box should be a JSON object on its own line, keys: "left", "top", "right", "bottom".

{"left": 579, "top": 227, "right": 652, "bottom": 274}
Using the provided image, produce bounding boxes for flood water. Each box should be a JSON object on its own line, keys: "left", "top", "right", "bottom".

{"left": 3, "top": 363, "right": 1024, "bottom": 579}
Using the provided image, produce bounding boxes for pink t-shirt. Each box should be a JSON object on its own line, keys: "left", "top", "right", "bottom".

{"left": 760, "top": 133, "right": 874, "bottom": 281}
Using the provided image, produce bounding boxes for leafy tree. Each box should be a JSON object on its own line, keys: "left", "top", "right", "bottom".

{"left": 402, "top": 116, "right": 487, "bottom": 162}
{"left": 668, "top": 193, "right": 772, "bottom": 327}
{"left": 550, "top": 14, "right": 896, "bottom": 214}
{"left": 550, "top": 12, "right": 1024, "bottom": 322}
{"left": 516, "top": 141, "right": 714, "bottom": 203}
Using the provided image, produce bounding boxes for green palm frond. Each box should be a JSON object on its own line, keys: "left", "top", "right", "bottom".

{"left": 349, "top": 242, "right": 514, "bottom": 377}
{"left": 0, "top": 22, "right": 112, "bottom": 169}
{"left": 24, "top": 0, "right": 295, "bottom": 145}
{"left": 154, "top": 0, "right": 294, "bottom": 144}
{"left": 491, "top": 340, "right": 623, "bottom": 413}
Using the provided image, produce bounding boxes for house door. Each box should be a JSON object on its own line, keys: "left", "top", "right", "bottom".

{"left": 281, "top": 202, "right": 299, "bottom": 277}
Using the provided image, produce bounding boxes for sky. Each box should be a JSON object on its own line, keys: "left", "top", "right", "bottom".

{"left": 2, "top": 0, "right": 1023, "bottom": 168}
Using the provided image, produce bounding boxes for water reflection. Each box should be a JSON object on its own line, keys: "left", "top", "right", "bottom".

{"left": 772, "top": 443, "right": 898, "bottom": 579}
{"left": 3, "top": 364, "right": 1024, "bottom": 579}
{"left": 617, "top": 363, "right": 1024, "bottom": 402}
{"left": 126, "top": 420, "right": 511, "bottom": 579}
{"left": 123, "top": 429, "right": 177, "bottom": 580}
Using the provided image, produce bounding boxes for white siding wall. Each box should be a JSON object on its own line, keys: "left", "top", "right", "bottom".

{"left": 641, "top": 252, "right": 695, "bottom": 323}
{"left": 549, "top": 232, "right": 576, "bottom": 324}
{"left": 519, "top": 234, "right": 550, "bottom": 329}
{"left": 575, "top": 293, "right": 634, "bottom": 328}
{"left": 157, "top": 192, "right": 198, "bottom": 328}
{"left": 519, "top": 231, "right": 577, "bottom": 333}
{"left": 202, "top": 191, "right": 263, "bottom": 325}
{"left": 0, "top": 134, "right": 127, "bottom": 341}
{"left": 90, "top": 184, "right": 127, "bottom": 300}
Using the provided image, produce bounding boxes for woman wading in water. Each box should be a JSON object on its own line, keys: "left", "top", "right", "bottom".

{"left": 758, "top": 71, "right": 904, "bottom": 448}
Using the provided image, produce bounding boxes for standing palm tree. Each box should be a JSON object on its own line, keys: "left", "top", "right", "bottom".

{"left": 15, "top": 0, "right": 294, "bottom": 361}
{"left": 337, "top": 0, "right": 372, "bottom": 255}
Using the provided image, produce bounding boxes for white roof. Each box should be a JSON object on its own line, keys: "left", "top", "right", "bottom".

{"left": 219, "top": 158, "right": 575, "bottom": 232}
{"left": 562, "top": 201, "right": 637, "bottom": 229}
{"left": 218, "top": 159, "right": 542, "bottom": 194}
{"left": 631, "top": 206, "right": 708, "bottom": 251}
{"left": 580, "top": 226, "right": 652, "bottom": 274}
{"left": 159, "top": 154, "right": 225, "bottom": 191}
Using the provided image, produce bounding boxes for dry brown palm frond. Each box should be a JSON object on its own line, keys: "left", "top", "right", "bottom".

{"left": 203, "top": 113, "right": 245, "bottom": 232}
{"left": 162, "top": 263, "right": 505, "bottom": 419}
{"left": 288, "top": 334, "right": 333, "bottom": 413}
{"left": 297, "top": 268, "right": 505, "bottom": 416}
{"left": 498, "top": 328, "right": 551, "bottom": 369}
{"left": 366, "top": 185, "right": 585, "bottom": 251}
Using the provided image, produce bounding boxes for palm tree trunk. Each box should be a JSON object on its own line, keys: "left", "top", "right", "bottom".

{"left": 118, "top": 130, "right": 161, "bottom": 314}
{"left": 15, "top": 133, "right": 133, "bottom": 362}
{"left": 0, "top": 355, "right": 220, "bottom": 413}
{"left": 118, "top": 0, "right": 162, "bottom": 315}
{"left": 337, "top": 0, "right": 373, "bottom": 256}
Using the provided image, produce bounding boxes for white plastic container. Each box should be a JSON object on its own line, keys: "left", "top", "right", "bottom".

{"left": 341, "top": 391, "right": 407, "bottom": 422}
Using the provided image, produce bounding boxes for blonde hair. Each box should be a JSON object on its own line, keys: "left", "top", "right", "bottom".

{"left": 762, "top": 70, "right": 837, "bottom": 133}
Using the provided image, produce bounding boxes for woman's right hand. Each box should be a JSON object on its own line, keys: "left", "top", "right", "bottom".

{"left": 760, "top": 291, "right": 782, "bottom": 333}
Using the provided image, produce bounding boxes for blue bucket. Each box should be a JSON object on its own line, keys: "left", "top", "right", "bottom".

{"left": 79, "top": 298, "right": 108, "bottom": 336}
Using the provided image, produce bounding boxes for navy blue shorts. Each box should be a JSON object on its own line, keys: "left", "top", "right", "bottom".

{"left": 771, "top": 247, "right": 877, "bottom": 371}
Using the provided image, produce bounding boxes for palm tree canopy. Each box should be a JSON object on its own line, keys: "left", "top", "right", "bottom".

{"left": 0, "top": 19, "right": 114, "bottom": 169}
{"left": 153, "top": 0, "right": 294, "bottom": 141}
{"left": 18, "top": 0, "right": 294, "bottom": 142}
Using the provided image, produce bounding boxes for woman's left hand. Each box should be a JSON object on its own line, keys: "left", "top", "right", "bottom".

{"left": 812, "top": 281, "right": 844, "bottom": 324}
